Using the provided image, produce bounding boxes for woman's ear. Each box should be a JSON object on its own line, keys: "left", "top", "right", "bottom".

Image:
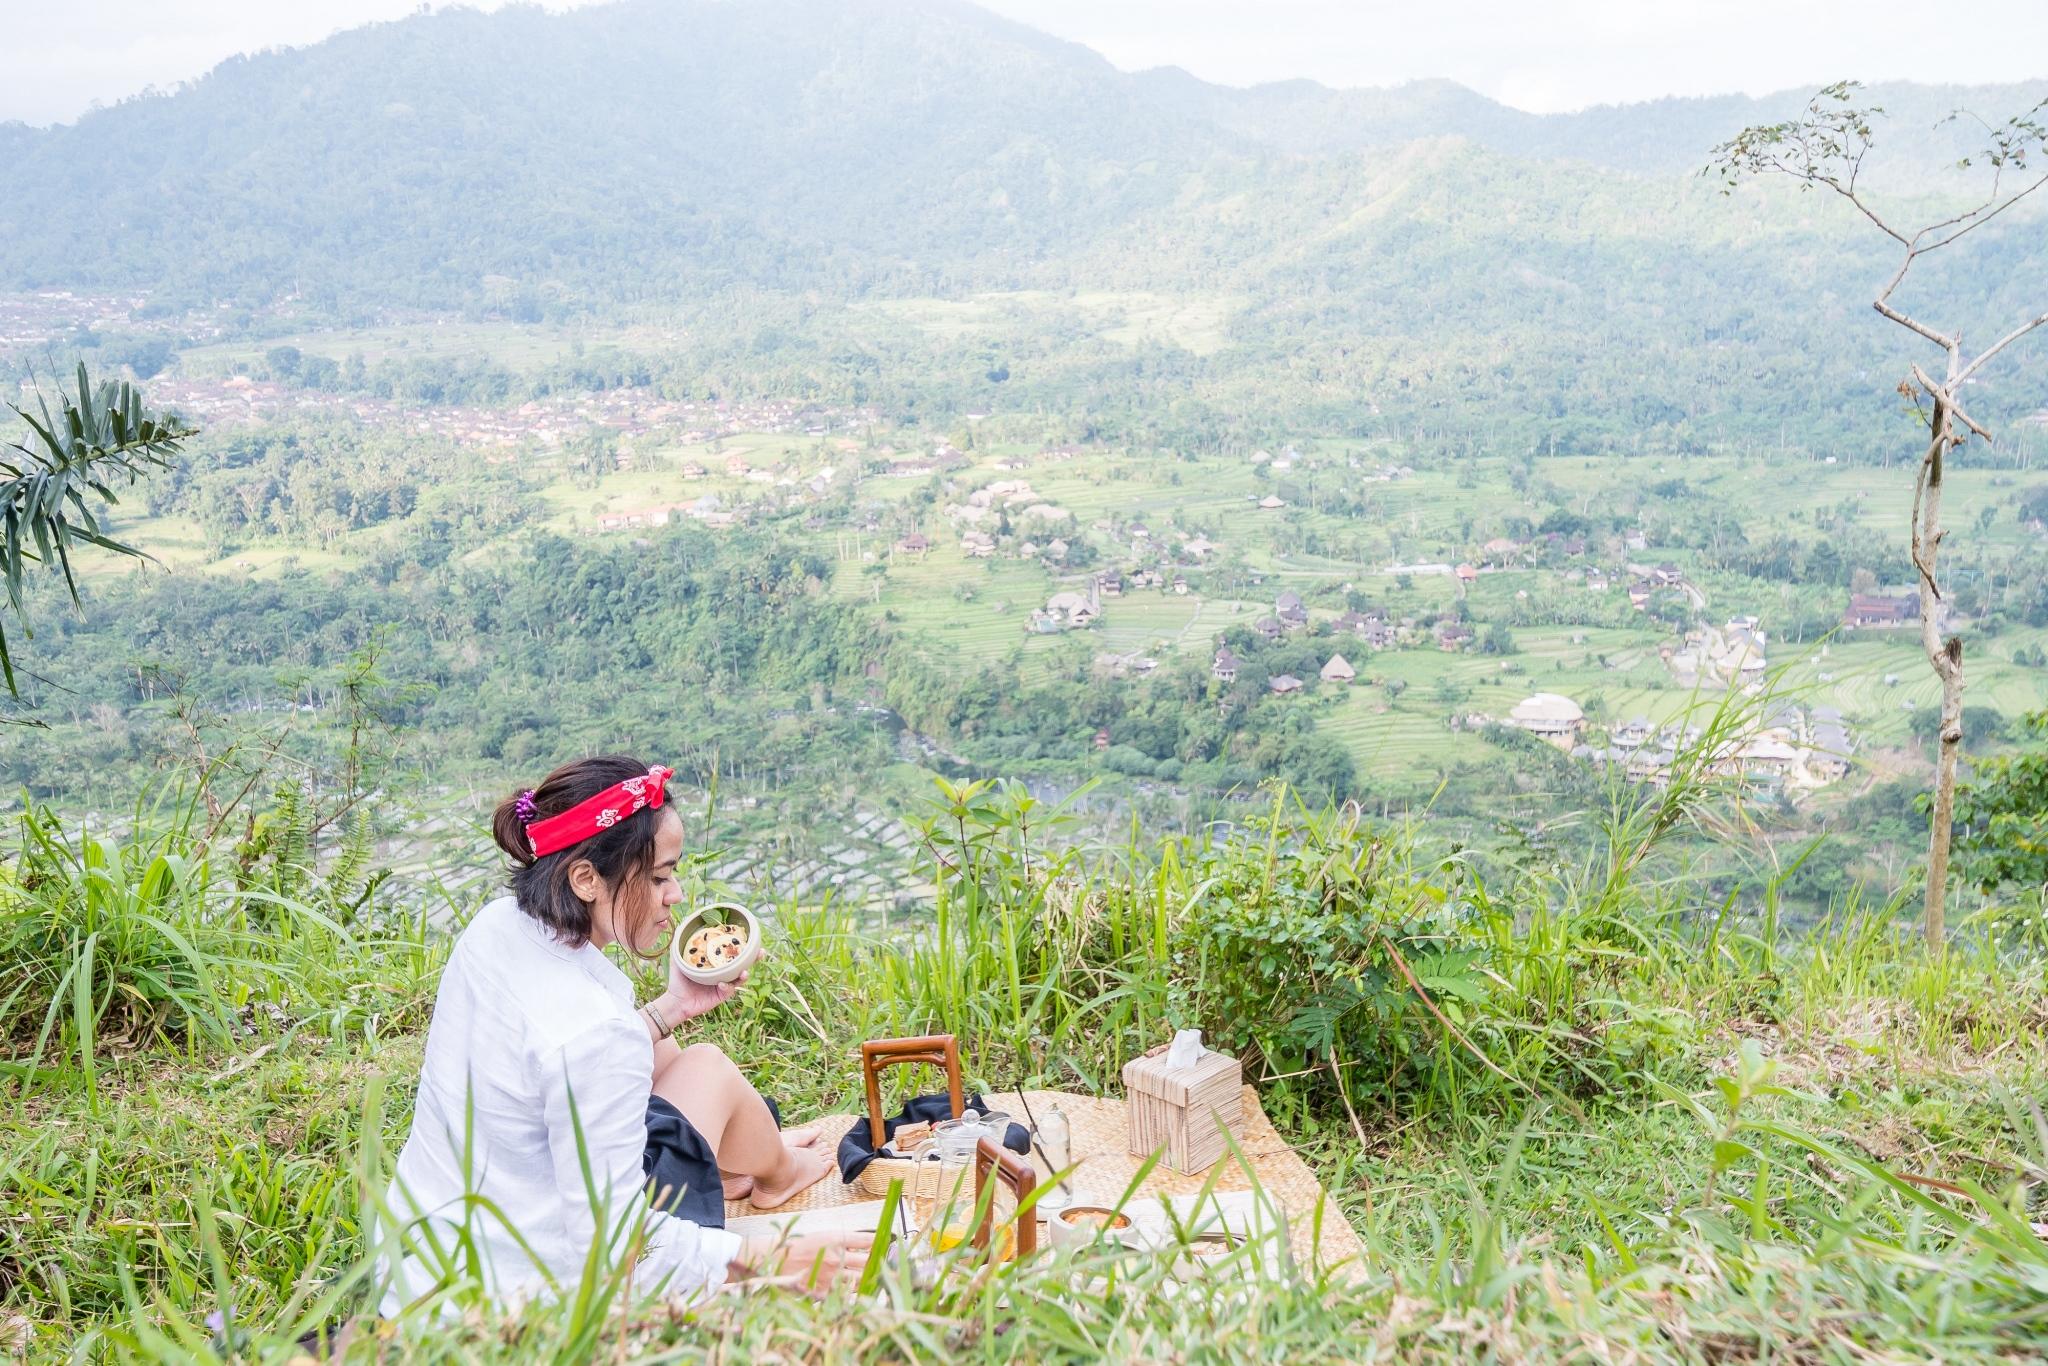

{"left": 565, "top": 856, "right": 604, "bottom": 904}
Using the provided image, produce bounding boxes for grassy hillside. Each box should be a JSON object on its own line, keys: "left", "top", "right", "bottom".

{"left": 2, "top": 769, "right": 2043, "bottom": 1360}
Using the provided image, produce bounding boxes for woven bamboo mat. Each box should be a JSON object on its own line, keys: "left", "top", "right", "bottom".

{"left": 727, "top": 1086, "right": 1366, "bottom": 1277}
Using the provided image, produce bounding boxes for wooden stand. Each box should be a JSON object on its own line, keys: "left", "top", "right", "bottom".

{"left": 1121, "top": 1043, "right": 1243, "bottom": 1174}
{"left": 972, "top": 1136, "right": 1039, "bottom": 1259}
{"left": 859, "top": 1034, "right": 964, "bottom": 1146}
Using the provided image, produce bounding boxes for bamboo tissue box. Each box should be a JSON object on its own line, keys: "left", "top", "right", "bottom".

{"left": 1121, "top": 1043, "right": 1243, "bottom": 1174}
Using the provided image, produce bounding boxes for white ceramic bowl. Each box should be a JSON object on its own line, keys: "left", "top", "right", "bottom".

{"left": 668, "top": 903, "right": 762, "bottom": 985}
{"left": 1048, "top": 1204, "right": 1140, "bottom": 1250}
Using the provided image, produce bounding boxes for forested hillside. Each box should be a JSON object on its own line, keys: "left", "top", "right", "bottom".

{"left": 3, "top": 0, "right": 2043, "bottom": 451}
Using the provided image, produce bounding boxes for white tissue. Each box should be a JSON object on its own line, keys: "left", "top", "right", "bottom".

{"left": 1166, "top": 1028, "right": 1205, "bottom": 1069}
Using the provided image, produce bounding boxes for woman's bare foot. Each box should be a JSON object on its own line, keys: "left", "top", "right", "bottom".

{"left": 722, "top": 1173, "right": 755, "bottom": 1201}
{"left": 748, "top": 1140, "right": 833, "bottom": 1209}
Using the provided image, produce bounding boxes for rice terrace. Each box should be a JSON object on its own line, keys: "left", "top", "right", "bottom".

{"left": 2, "top": 1, "right": 2047, "bottom": 1361}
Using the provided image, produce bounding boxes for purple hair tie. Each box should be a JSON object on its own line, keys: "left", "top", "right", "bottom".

{"left": 514, "top": 789, "right": 538, "bottom": 824}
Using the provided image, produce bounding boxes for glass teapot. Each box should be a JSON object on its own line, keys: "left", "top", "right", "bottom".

{"left": 906, "top": 1108, "right": 1011, "bottom": 1252}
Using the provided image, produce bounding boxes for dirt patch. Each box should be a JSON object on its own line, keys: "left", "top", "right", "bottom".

{"left": 1712, "top": 996, "right": 2040, "bottom": 1096}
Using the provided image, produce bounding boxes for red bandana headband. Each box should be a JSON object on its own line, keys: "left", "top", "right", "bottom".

{"left": 524, "top": 765, "right": 674, "bottom": 858}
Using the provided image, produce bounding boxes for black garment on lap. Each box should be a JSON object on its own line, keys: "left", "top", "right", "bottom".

{"left": 642, "top": 1093, "right": 780, "bottom": 1229}
{"left": 836, "top": 1093, "right": 1031, "bottom": 1182}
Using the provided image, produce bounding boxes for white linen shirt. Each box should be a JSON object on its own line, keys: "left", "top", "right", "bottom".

{"left": 378, "top": 895, "right": 740, "bottom": 1315}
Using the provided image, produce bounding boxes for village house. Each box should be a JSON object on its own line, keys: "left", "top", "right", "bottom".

{"left": 1806, "top": 706, "right": 1853, "bottom": 781}
{"left": 1095, "top": 651, "right": 1157, "bottom": 678}
{"left": 894, "top": 532, "right": 930, "bottom": 557}
{"left": 1275, "top": 590, "right": 1308, "bottom": 627}
{"left": 1320, "top": 654, "right": 1356, "bottom": 684}
{"left": 1044, "top": 538, "right": 1070, "bottom": 563}
{"left": 1628, "top": 581, "right": 1654, "bottom": 611}
{"left": 1172, "top": 575, "right": 1189, "bottom": 595}
{"left": 1253, "top": 615, "right": 1285, "bottom": 641}
{"left": 1628, "top": 746, "right": 1676, "bottom": 787}
{"left": 1096, "top": 569, "right": 1125, "bottom": 597}
{"left": 1737, "top": 736, "right": 1803, "bottom": 777}
{"left": 1051, "top": 590, "right": 1098, "bottom": 624}
{"left": 1031, "top": 589, "right": 1100, "bottom": 634}
{"left": 684, "top": 494, "right": 735, "bottom": 528}
{"left": 1212, "top": 646, "right": 1240, "bottom": 684}
{"left": 1843, "top": 591, "right": 1918, "bottom": 628}
{"left": 1724, "top": 622, "right": 1768, "bottom": 685}
{"left": 1455, "top": 563, "right": 1479, "bottom": 586}
{"left": 1610, "top": 717, "right": 1653, "bottom": 751}
{"left": 1269, "top": 674, "right": 1304, "bottom": 695}
{"left": 968, "top": 479, "right": 1036, "bottom": 509}
{"left": 1435, "top": 619, "right": 1475, "bottom": 651}
{"left": 680, "top": 462, "right": 708, "bottom": 479}
{"left": 1653, "top": 563, "right": 1685, "bottom": 586}
{"left": 1258, "top": 495, "right": 1286, "bottom": 510}
{"left": 961, "top": 531, "right": 995, "bottom": 558}
{"left": 1017, "top": 502, "right": 1074, "bottom": 532}
{"left": 1506, "top": 693, "right": 1586, "bottom": 749}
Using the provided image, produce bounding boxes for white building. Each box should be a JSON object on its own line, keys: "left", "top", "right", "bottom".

{"left": 1506, "top": 693, "right": 1586, "bottom": 749}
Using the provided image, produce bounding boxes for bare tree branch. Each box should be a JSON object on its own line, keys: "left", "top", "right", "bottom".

{"left": 1956, "top": 310, "right": 2048, "bottom": 385}
{"left": 1876, "top": 295, "right": 1958, "bottom": 351}
{"left": 1921, "top": 169, "right": 2048, "bottom": 252}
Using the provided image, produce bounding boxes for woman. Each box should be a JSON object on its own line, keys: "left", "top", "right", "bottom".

{"left": 379, "top": 755, "right": 867, "bottom": 1315}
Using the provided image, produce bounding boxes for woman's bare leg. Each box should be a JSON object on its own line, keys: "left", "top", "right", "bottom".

{"left": 650, "top": 1039, "right": 830, "bottom": 1208}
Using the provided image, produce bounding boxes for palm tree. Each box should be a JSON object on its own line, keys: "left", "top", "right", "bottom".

{"left": 2, "top": 363, "right": 196, "bottom": 692}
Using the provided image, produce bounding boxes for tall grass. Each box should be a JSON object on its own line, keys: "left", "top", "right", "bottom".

{"left": 0, "top": 783, "right": 441, "bottom": 1105}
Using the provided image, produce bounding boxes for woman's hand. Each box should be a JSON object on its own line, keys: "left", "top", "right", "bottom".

{"left": 664, "top": 961, "right": 747, "bottom": 1021}
{"left": 734, "top": 1232, "right": 874, "bottom": 1296}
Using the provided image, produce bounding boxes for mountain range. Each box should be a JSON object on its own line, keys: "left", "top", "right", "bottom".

{"left": 1, "top": 0, "right": 2042, "bottom": 449}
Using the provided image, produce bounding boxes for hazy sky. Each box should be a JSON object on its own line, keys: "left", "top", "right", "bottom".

{"left": 5, "top": 0, "right": 2045, "bottom": 126}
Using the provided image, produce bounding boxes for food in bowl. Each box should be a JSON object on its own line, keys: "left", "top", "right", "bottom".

{"left": 1048, "top": 1203, "right": 1139, "bottom": 1249}
{"left": 668, "top": 904, "right": 762, "bottom": 985}
{"left": 682, "top": 924, "right": 747, "bottom": 971}
{"left": 1057, "top": 1207, "right": 1131, "bottom": 1231}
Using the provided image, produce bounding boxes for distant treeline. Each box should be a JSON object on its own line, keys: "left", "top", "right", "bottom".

{"left": 1, "top": 528, "right": 1356, "bottom": 807}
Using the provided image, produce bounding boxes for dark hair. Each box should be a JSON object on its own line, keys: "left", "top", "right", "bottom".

{"left": 491, "top": 754, "right": 672, "bottom": 950}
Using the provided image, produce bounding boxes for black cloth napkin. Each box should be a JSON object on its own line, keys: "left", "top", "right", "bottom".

{"left": 836, "top": 1092, "right": 1031, "bottom": 1182}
